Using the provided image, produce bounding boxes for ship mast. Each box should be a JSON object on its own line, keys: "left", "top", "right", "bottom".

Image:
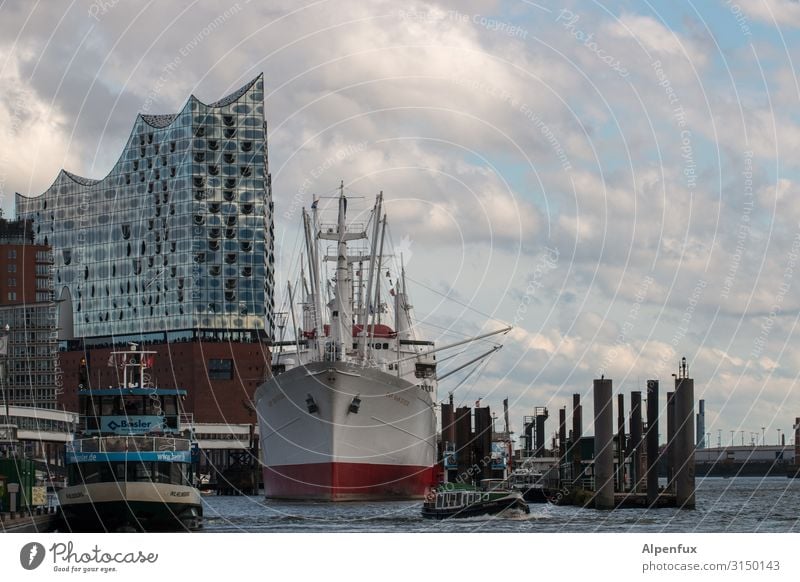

{"left": 303, "top": 203, "right": 324, "bottom": 359}
{"left": 333, "top": 182, "right": 351, "bottom": 358}
{"left": 360, "top": 192, "right": 383, "bottom": 360}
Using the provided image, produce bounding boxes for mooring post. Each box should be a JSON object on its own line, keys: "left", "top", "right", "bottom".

{"left": 646, "top": 380, "right": 659, "bottom": 506}
{"left": 630, "top": 391, "right": 643, "bottom": 492}
{"left": 666, "top": 390, "right": 676, "bottom": 491}
{"left": 617, "top": 393, "right": 625, "bottom": 492}
{"left": 593, "top": 378, "right": 614, "bottom": 509}
{"left": 559, "top": 406, "right": 567, "bottom": 482}
{"left": 572, "top": 394, "right": 582, "bottom": 485}
{"left": 675, "top": 374, "right": 696, "bottom": 508}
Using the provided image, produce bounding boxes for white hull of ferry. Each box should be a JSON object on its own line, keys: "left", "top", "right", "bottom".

{"left": 57, "top": 482, "right": 203, "bottom": 532}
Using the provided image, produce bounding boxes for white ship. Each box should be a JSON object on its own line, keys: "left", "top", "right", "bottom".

{"left": 255, "top": 183, "right": 508, "bottom": 500}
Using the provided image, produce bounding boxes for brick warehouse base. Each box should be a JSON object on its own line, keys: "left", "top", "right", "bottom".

{"left": 58, "top": 339, "right": 271, "bottom": 424}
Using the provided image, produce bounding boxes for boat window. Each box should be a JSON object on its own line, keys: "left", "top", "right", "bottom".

{"left": 163, "top": 396, "right": 178, "bottom": 415}
{"left": 436, "top": 495, "right": 443, "bottom": 509}
{"left": 455, "top": 492, "right": 463, "bottom": 506}
{"left": 154, "top": 462, "right": 173, "bottom": 484}
{"left": 100, "top": 396, "right": 114, "bottom": 416}
{"left": 123, "top": 396, "right": 145, "bottom": 415}
{"left": 129, "top": 461, "right": 153, "bottom": 482}
{"left": 170, "top": 463, "right": 190, "bottom": 486}
{"left": 76, "top": 461, "right": 115, "bottom": 484}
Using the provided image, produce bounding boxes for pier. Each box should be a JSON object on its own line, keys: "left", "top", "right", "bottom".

{"left": 1, "top": 506, "right": 59, "bottom": 533}
{"left": 508, "top": 360, "right": 699, "bottom": 510}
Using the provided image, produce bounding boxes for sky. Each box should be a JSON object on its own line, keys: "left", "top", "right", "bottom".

{"left": 1, "top": 0, "right": 800, "bottom": 446}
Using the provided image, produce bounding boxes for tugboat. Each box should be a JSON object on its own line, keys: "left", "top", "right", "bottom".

{"left": 508, "top": 468, "right": 549, "bottom": 503}
{"left": 421, "top": 480, "right": 529, "bottom": 519}
{"left": 58, "top": 344, "right": 202, "bottom": 532}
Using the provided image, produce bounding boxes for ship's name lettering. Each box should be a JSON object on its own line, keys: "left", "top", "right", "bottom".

{"left": 65, "top": 492, "right": 85, "bottom": 499}
{"left": 386, "top": 394, "right": 410, "bottom": 406}
{"left": 169, "top": 491, "right": 190, "bottom": 497}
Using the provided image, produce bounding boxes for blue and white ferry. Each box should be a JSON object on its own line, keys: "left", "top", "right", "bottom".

{"left": 58, "top": 344, "right": 202, "bottom": 532}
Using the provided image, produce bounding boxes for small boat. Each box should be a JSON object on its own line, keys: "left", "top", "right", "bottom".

{"left": 508, "top": 469, "right": 549, "bottom": 503}
{"left": 421, "top": 480, "right": 529, "bottom": 519}
{"left": 58, "top": 344, "right": 202, "bottom": 532}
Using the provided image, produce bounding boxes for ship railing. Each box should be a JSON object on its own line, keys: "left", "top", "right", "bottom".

{"left": 68, "top": 435, "right": 192, "bottom": 454}
{"left": 179, "top": 413, "right": 194, "bottom": 427}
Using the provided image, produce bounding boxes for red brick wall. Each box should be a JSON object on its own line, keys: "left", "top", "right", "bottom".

{"left": 59, "top": 340, "right": 272, "bottom": 424}
{"left": 0, "top": 243, "right": 50, "bottom": 305}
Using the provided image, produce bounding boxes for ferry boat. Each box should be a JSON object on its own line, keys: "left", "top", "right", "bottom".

{"left": 58, "top": 344, "right": 202, "bottom": 532}
{"left": 422, "top": 480, "right": 529, "bottom": 519}
{"left": 255, "top": 184, "right": 509, "bottom": 501}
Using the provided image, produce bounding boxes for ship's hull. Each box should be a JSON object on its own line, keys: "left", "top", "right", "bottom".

{"left": 256, "top": 361, "right": 437, "bottom": 501}
{"left": 57, "top": 482, "right": 203, "bottom": 532}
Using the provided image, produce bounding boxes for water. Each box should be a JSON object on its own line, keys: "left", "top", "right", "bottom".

{"left": 200, "top": 476, "right": 800, "bottom": 533}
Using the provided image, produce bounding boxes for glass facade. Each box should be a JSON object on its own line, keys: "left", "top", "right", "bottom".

{"left": 0, "top": 303, "right": 59, "bottom": 408}
{"left": 16, "top": 76, "right": 275, "bottom": 340}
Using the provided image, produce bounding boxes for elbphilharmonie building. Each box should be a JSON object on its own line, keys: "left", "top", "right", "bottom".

{"left": 15, "top": 75, "right": 274, "bottom": 427}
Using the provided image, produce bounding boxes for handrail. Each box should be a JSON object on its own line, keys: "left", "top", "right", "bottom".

{"left": 69, "top": 435, "right": 191, "bottom": 453}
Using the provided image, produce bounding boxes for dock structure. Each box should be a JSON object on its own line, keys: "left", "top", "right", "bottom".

{"left": 592, "top": 378, "right": 614, "bottom": 509}
{"left": 571, "top": 394, "right": 583, "bottom": 485}
{"left": 674, "top": 359, "right": 696, "bottom": 508}
{"left": 558, "top": 407, "right": 567, "bottom": 466}
{"left": 535, "top": 362, "right": 698, "bottom": 510}
{"left": 666, "top": 390, "right": 676, "bottom": 490}
{"left": 1, "top": 506, "right": 59, "bottom": 533}
{"left": 629, "top": 391, "right": 643, "bottom": 492}
{"left": 645, "top": 380, "right": 660, "bottom": 506}
{"left": 794, "top": 417, "right": 800, "bottom": 477}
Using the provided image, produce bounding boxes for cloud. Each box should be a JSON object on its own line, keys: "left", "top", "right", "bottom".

{"left": 3, "top": 0, "right": 800, "bottom": 440}
{"left": 741, "top": 0, "right": 800, "bottom": 28}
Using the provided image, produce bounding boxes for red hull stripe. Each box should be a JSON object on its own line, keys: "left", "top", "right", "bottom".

{"left": 264, "top": 462, "right": 436, "bottom": 501}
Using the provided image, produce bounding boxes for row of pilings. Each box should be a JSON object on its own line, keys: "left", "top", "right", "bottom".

{"left": 558, "top": 370, "right": 696, "bottom": 509}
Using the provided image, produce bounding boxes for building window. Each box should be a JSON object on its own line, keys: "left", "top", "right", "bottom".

{"left": 8, "top": 278, "right": 16, "bottom": 287}
{"left": 7, "top": 250, "right": 17, "bottom": 259}
{"left": 7, "top": 292, "right": 16, "bottom": 301}
{"left": 8, "top": 264, "right": 16, "bottom": 272}
{"left": 208, "top": 358, "right": 233, "bottom": 380}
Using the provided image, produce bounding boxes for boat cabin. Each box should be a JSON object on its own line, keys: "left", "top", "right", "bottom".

{"left": 433, "top": 489, "right": 487, "bottom": 509}
{"left": 78, "top": 388, "right": 185, "bottom": 435}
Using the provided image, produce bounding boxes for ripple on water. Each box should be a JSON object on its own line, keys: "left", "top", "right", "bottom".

{"left": 199, "top": 477, "right": 800, "bottom": 533}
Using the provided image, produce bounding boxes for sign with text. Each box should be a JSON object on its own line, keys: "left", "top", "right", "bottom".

{"left": 101, "top": 416, "right": 164, "bottom": 434}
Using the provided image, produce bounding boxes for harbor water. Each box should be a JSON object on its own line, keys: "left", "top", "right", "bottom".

{"left": 201, "top": 476, "right": 800, "bottom": 533}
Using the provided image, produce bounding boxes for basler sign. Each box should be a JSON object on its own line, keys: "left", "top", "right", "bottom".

{"left": 102, "top": 415, "right": 164, "bottom": 433}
